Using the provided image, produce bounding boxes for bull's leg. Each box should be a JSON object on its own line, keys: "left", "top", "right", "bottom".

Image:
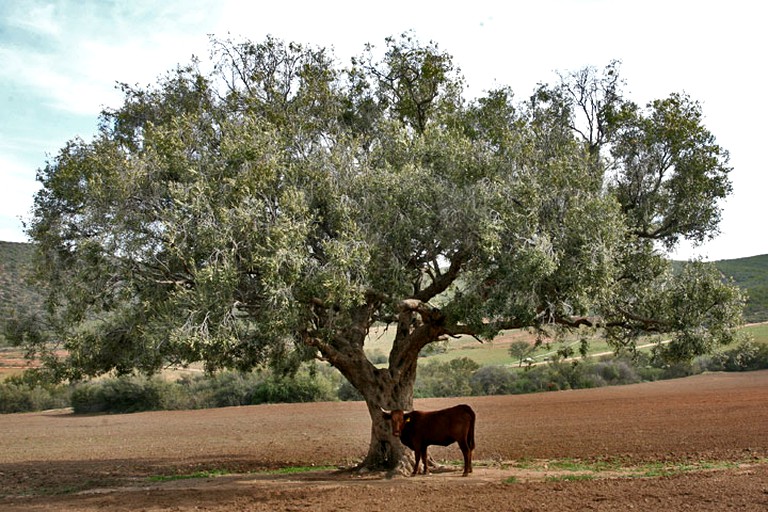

{"left": 421, "top": 447, "right": 429, "bottom": 475}
{"left": 467, "top": 443, "right": 473, "bottom": 474}
{"left": 411, "top": 444, "right": 421, "bottom": 476}
{"left": 459, "top": 440, "right": 472, "bottom": 476}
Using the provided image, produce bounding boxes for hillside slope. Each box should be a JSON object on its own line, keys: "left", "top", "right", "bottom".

{"left": 0, "top": 241, "right": 44, "bottom": 344}
{"left": 712, "top": 254, "right": 768, "bottom": 323}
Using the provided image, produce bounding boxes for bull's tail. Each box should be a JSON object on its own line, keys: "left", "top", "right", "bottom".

{"left": 467, "top": 408, "right": 476, "bottom": 451}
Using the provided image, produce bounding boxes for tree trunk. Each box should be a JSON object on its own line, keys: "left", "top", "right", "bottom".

{"left": 331, "top": 353, "right": 420, "bottom": 475}
{"left": 309, "top": 306, "right": 439, "bottom": 475}
{"left": 359, "top": 401, "right": 413, "bottom": 475}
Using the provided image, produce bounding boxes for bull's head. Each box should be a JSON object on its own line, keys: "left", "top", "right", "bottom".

{"left": 381, "top": 408, "right": 410, "bottom": 437}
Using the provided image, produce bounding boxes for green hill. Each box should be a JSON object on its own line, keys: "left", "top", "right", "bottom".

{"left": 712, "top": 254, "right": 768, "bottom": 323}
{"left": 0, "top": 241, "right": 44, "bottom": 345}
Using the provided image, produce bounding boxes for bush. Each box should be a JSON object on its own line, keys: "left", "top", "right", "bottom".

{"left": 249, "top": 373, "right": 335, "bottom": 404}
{"left": 538, "top": 361, "right": 601, "bottom": 391}
{"left": 209, "top": 371, "right": 255, "bottom": 407}
{"left": 415, "top": 357, "right": 479, "bottom": 398}
{"left": 714, "top": 340, "right": 768, "bottom": 371}
{"left": 470, "top": 366, "right": 516, "bottom": 395}
{"left": 0, "top": 378, "right": 70, "bottom": 413}
{"left": 71, "top": 376, "right": 166, "bottom": 414}
{"left": 65, "top": 363, "right": 343, "bottom": 415}
{"left": 366, "top": 349, "right": 388, "bottom": 365}
{"left": 337, "top": 379, "right": 364, "bottom": 401}
{"left": 9, "top": 339, "right": 768, "bottom": 415}
{"left": 509, "top": 365, "right": 554, "bottom": 393}
{"left": 591, "top": 359, "right": 640, "bottom": 385}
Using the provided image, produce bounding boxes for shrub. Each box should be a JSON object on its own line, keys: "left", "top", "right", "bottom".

{"left": 470, "top": 366, "right": 516, "bottom": 395}
{"left": 249, "top": 373, "right": 335, "bottom": 404}
{"left": 366, "top": 349, "right": 388, "bottom": 365}
{"left": 0, "top": 378, "right": 70, "bottom": 413}
{"left": 591, "top": 359, "right": 640, "bottom": 385}
{"left": 71, "top": 376, "right": 166, "bottom": 414}
{"left": 716, "top": 340, "right": 768, "bottom": 371}
{"left": 415, "top": 357, "right": 479, "bottom": 398}
{"left": 168, "top": 367, "right": 339, "bottom": 409}
{"left": 337, "top": 379, "right": 364, "bottom": 401}
{"left": 209, "top": 371, "right": 255, "bottom": 407}
{"left": 541, "top": 361, "right": 603, "bottom": 391}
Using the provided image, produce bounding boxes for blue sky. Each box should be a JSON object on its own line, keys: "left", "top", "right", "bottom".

{"left": 1, "top": 0, "right": 765, "bottom": 260}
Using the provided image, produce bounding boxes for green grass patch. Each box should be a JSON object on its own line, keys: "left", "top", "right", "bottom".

{"left": 636, "top": 461, "right": 738, "bottom": 478}
{"left": 264, "top": 465, "right": 336, "bottom": 475}
{"left": 147, "top": 464, "right": 335, "bottom": 483}
{"left": 743, "top": 323, "right": 768, "bottom": 344}
{"left": 148, "top": 469, "right": 232, "bottom": 482}
{"left": 503, "top": 457, "right": 752, "bottom": 484}
{"left": 148, "top": 464, "right": 336, "bottom": 483}
{"left": 546, "top": 474, "right": 595, "bottom": 482}
{"left": 545, "top": 459, "right": 625, "bottom": 472}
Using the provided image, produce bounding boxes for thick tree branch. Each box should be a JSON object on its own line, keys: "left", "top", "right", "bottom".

{"left": 412, "top": 250, "right": 466, "bottom": 303}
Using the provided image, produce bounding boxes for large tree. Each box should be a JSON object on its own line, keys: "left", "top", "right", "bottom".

{"left": 18, "top": 35, "right": 743, "bottom": 472}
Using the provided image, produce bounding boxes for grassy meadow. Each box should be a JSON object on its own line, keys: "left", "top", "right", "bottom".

{"left": 364, "top": 322, "right": 768, "bottom": 369}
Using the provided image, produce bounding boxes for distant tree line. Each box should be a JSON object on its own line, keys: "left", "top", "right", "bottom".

{"left": 2, "top": 243, "right": 767, "bottom": 349}
{"left": 3, "top": 339, "right": 767, "bottom": 414}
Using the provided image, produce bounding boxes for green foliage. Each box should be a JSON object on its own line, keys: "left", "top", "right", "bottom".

{"left": 249, "top": 373, "right": 335, "bottom": 405}
{"left": 0, "top": 242, "right": 45, "bottom": 346}
{"left": 71, "top": 376, "right": 166, "bottom": 414}
{"left": 706, "top": 339, "right": 768, "bottom": 372}
{"left": 470, "top": 365, "right": 516, "bottom": 395}
{"left": 609, "top": 93, "right": 732, "bottom": 249}
{"left": 415, "top": 357, "right": 480, "bottom": 398}
{"left": 712, "top": 255, "right": 768, "bottom": 323}
{"left": 0, "top": 376, "right": 70, "bottom": 413}
{"left": 337, "top": 379, "right": 364, "bottom": 401}
{"left": 5, "top": 333, "right": 768, "bottom": 414}
{"left": 67, "top": 365, "right": 340, "bottom": 414}
{"left": 508, "top": 341, "right": 535, "bottom": 366}
{"left": 16, "top": 33, "right": 745, "bottom": 439}
{"left": 592, "top": 359, "right": 641, "bottom": 385}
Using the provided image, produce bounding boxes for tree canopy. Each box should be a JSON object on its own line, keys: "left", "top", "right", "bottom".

{"left": 15, "top": 33, "right": 743, "bottom": 471}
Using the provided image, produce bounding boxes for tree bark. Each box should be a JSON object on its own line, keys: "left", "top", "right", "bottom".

{"left": 359, "top": 397, "right": 413, "bottom": 474}
{"left": 313, "top": 338, "right": 424, "bottom": 473}
{"left": 350, "top": 314, "right": 440, "bottom": 473}
{"left": 306, "top": 301, "right": 445, "bottom": 474}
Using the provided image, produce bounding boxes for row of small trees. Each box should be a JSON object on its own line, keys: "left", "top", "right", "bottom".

{"left": 4, "top": 339, "right": 767, "bottom": 414}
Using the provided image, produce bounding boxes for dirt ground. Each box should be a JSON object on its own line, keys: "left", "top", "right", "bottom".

{"left": 1, "top": 371, "right": 767, "bottom": 511}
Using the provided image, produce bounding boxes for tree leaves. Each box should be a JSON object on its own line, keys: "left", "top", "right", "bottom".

{"left": 609, "top": 93, "right": 732, "bottom": 248}
{"left": 19, "top": 35, "right": 743, "bottom": 384}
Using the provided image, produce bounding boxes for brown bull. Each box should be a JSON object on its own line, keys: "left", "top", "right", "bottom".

{"left": 382, "top": 404, "right": 476, "bottom": 476}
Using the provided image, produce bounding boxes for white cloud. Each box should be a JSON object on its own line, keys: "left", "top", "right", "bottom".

{"left": 6, "top": 2, "right": 61, "bottom": 37}
{"left": 0, "top": 0, "right": 765, "bottom": 258}
{"left": 0, "top": 154, "right": 40, "bottom": 242}
{"left": 1, "top": 0, "right": 218, "bottom": 118}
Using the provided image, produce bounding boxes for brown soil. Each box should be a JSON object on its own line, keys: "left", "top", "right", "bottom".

{"left": 1, "top": 371, "right": 767, "bottom": 511}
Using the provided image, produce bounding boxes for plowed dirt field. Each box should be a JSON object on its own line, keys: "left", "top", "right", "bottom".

{"left": 2, "top": 371, "right": 767, "bottom": 511}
